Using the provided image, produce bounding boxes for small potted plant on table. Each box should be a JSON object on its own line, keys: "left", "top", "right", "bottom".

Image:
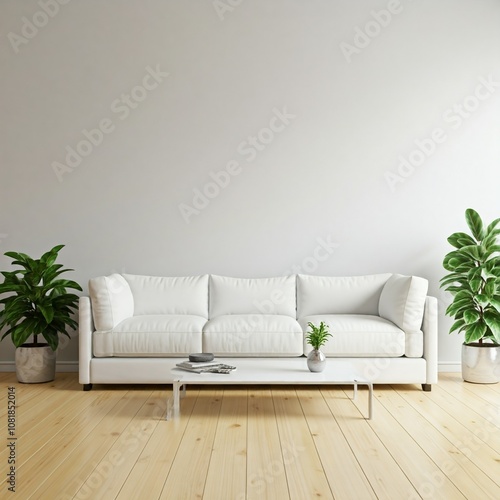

{"left": 0, "top": 245, "right": 82, "bottom": 383}
{"left": 306, "top": 321, "right": 332, "bottom": 372}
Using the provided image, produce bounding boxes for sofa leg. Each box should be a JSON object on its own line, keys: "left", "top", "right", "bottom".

{"left": 422, "top": 384, "right": 431, "bottom": 392}
{"left": 83, "top": 383, "right": 93, "bottom": 391}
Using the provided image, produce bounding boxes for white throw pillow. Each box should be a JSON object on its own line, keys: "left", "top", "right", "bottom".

{"left": 89, "top": 274, "right": 134, "bottom": 332}
{"left": 378, "top": 274, "right": 428, "bottom": 334}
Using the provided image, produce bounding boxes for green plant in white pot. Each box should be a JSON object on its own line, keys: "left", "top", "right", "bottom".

{"left": 440, "top": 208, "right": 500, "bottom": 383}
{"left": 0, "top": 245, "right": 82, "bottom": 383}
{"left": 305, "top": 321, "right": 332, "bottom": 372}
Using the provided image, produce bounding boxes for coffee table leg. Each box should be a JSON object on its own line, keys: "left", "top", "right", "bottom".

{"left": 367, "top": 382, "right": 373, "bottom": 420}
{"left": 354, "top": 380, "right": 373, "bottom": 420}
{"left": 166, "top": 381, "right": 182, "bottom": 420}
{"left": 166, "top": 395, "right": 173, "bottom": 420}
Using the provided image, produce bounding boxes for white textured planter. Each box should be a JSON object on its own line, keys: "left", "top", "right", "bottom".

{"left": 462, "top": 343, "right": 500, "bottom": 384}
{"left": 15, "top": 344, "right": 56, "bottom": 384}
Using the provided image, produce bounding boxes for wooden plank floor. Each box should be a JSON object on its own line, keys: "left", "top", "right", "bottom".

{"left": 0, "top": 372, "right": 499, "bottom": 499}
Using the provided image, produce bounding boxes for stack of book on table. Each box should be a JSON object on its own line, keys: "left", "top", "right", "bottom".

{"left": 175, "top": 360, "right": 237, "bottom": 374}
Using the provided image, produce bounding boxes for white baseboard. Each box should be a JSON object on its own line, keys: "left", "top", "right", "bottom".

{"left": 0, "top": 361, "right": 15, "bottom": 372}
{"left": 438, "top": 362, "right": 461, "bottom": 373}
{"left": 0, "top": 361, "right": 78, "bottom": 373}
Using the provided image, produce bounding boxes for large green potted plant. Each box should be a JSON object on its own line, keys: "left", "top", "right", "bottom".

{"left": 440, "top": 208, "right": 500, "bottom": 383}
{"left": 0, "top": 245, "right": 82, "bottom": 383}
{"left": 305, "top": 321, "right": 332, "bottom": 372}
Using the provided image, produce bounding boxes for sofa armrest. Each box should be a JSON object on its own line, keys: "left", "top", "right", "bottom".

{"left": 79, "top": 296, "right": 93, "bottom": 385}
{"left": 422, "top": 295, "right": 438, "bottom": 385}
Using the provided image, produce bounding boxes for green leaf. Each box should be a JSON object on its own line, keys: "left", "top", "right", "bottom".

{"left": 485, "top": 245, "right": 500, "bottom": 255}
{"left": 485, "top": 279, "right": 497, "bottom": 298}
{"left": 466, "top": 267, "right": 482, "bottom": 282}
{"left": 463, "top": 310, "right": 480, "bottom": 325}
{"left": 464, "top": 321, "right": 487, "bottom": 343}
{"left": 440, "top": 273, "right": 466, "bottom": 289}
{"left": 446, "top": 298, "right": 474, "bottom": 317}
{"left": 458, "top": 245, "right": 483, "bottom": 262}
{"left": 475, "top": 294, "right": 490, "bottom": 307}
{"left": 4, "top": 251, "right": 30, "bottom": 263}
{"left": 454, "top": 262, "right": 476, "bottom": 273}
{"left": 470, "top": 278, "right": 483, "bottom": 294}
{"left": 42, "top": 329, "right": 59, "bottom": 351}
{"left": 443, "top": 251, "right": 470, "bottom": 271}
{"left": 38, "top": 305, "right": 54, "bottom": 324}
{"left": 449, "top": 318, "right": 466, "bottom": 334}
{"left": 483, "top": 233, "right": 500, "bottom": 252}
{"left": 454, "top": 289, "right": 473, "bottom": 300}
{"left": 483, "top": 311, "right": 500, "bottom": 344}
{"left": 465, "top": 208, "right": 485, "bottom": 242}
{"left": 445, "top": 257, "right": 471, "bottom": 272}
{"left": 443, "top": 285, "right": 465, "bottom": 294}
{"left": 447, "top": 232, "right": 476, "bottom": 249}
{"left": 484, "top": 264, "right": 500, "bottom": 280}
{"left": 486, "top": 217, "right": 500, "bottom": 235}
{"left": 10, "top": 319, "right": 37, "bottom": 347}
{"left": 489, "top": 297, "right": 500, "bottom": 314}
{"left": 40, "top": 245, "right": 64, "bottom": 265}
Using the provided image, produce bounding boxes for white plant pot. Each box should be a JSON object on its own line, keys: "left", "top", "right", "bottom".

{"left": 462, "top": 343, "right": 500, "bottom": 384}
{"left": 15, "top": 344, "right": 56, "bottom": 384}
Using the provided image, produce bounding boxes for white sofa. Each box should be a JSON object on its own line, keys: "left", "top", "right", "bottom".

{"left": 79, "top": 273, "right": 438, "bottom": 391}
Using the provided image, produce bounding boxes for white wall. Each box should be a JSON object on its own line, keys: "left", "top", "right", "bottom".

{"left": 1, "top": 0, "right": 499, "bottom": 369}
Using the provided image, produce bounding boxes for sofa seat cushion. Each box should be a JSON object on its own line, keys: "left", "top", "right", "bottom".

{"left": 93, "top": 315, "right": 206, "bottom": 357}
{"left": 203, "top": 315, "right": 303, "bottom": 356}
{"left": 299, "top": 314, "right": 405, "bottom": 357}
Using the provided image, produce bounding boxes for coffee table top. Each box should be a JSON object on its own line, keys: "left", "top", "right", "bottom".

{"left": 171, "top": 357, "right": 367, "bottom": 385}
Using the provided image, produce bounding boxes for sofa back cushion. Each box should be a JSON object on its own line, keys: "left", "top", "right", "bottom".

{"left": 378, "top": 274, "right": 428, "bottom": 335}
{"left": 89, "top": 274, "right": 134, "bottom": 332}
{"left": 209, "top": 275, "right": 296, "bottom": 318}
{"left": 123, "top": 274, "right": 209, "bottom": 318}
{"left": 296, "top": 274, "right": 392, "bottom": 317}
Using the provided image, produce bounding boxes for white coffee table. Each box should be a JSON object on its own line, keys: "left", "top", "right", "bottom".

{"left": 166, "top": 358, "right": 373, "bottom": 420}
